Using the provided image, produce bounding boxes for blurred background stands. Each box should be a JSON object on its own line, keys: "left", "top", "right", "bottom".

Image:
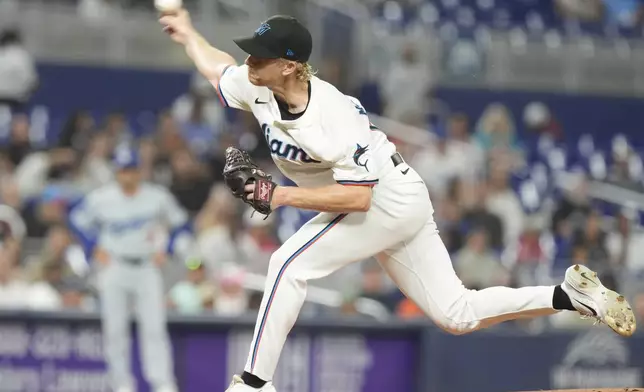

{"left": 1, "top": 0, "right": 644, "bottom": 332}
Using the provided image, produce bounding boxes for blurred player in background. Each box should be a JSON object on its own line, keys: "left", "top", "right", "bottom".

{"left": 69, "top": 146, "right": 192, "bottom": 392}
{"left": 160, "top": 9, "right": 636, "bottom": 392}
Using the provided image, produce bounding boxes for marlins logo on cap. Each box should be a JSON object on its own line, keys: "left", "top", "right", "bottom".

{"left": 255, "top": 22, "right": 271, "bottom": 36}
{"left": 233, "top": 15, "right": 313, "bottom": 63}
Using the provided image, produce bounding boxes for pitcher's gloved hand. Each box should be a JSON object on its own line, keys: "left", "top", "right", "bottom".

{"left": 223, "top": 147, "right": 277, "bottom": 216}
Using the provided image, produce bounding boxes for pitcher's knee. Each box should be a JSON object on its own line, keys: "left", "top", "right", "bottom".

{"left": 426, "top": 293, "right": 482, "bottom": 335}
{"left": 434, "top": 317, "right": 480, "bottom": 335}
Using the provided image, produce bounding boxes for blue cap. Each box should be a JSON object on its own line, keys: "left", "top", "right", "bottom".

{"left": 41, "top": 185, "right": 68, "bottom": 203}
{"left": 113, "top": 147, "right": 140, "bottom": 169}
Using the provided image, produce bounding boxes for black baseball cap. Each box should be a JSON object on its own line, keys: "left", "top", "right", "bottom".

{"left": 233, "top": 15, "right": 312, "bottom": 63}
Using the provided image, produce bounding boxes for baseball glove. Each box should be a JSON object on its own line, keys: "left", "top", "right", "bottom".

{"left": 223, "top": 147, "right": 277, "bottom": 216}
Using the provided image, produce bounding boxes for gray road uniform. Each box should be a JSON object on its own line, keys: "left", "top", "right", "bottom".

{"left": 69, "top": 182, "right": 189, "bottom": 392}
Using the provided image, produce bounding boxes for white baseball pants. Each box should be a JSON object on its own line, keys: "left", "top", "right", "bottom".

{"left": 244, "top": 164, "right": 558, "bottom": 381}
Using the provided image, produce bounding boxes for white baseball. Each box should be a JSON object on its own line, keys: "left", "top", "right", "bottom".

{"left": 154, "top": 0, "right": 182, "bottom": 12}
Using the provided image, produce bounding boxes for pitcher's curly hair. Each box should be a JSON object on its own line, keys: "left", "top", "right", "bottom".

{"left": 295, "top": 62, "right": 317, "bottom": 82}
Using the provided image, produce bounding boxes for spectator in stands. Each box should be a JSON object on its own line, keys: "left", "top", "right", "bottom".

{"left": 473, "top": 103, "right": 524, "bottom": 170}
{"left": 571, "top": 210, "right": 616, "bottom": 289}
{"left": 19, "top": 147, "right": 88, "bottom": 237}
{"left": 0, "top": 203, "right": 26, "bottom": 248}
{"left": 4, "top": 222, "right": 88, "bottom": 311}
{"left": 4, "top": 113, "right": 33, "bottom": 168}
{"left": 169, "top": 148, "right": 213, "bottom": 214}
{"left": 58, "top": 111, "right": 97, "bottom": 151}
{"left": 0, "top": 150, "right": 14, "bottom": 184}
{"left": 0, "top": 29, "right": 38, "bottom": 112}
{"left": 26, "top": 225, "right": 76, "bottom": 283}
{"left": 412, "top": 113, "right": 482, "bottom": 199}
{"left": 194, "top": 185, "right": 240, "bottom": 271}
{"left": 485, "top": 162, "right": 526, "bottom": 247}
{"left": 27, "top": 262, "right": 63, "bottom": 309}
{"left": 460, "top": 181, "right": 505, "bottom": 251}
{"left": 606, "top": 211, "right": 633, "bottom": 268}
{"left": 156, "top": 111, "right": 188, "bottom": 164}
{"left": 425, "top": 88, "right": 451, "bottom": 132}
{"left": 238, "top": 209, "right": 280, "bottom": 274}
{"left": 357, "top": 261, "right": 399, "bottom": 312}
{"left": 434, "top": 179, "right": 465, "bottom": 254}
{"left": 0, "top": 209, "right": 21, "bottom": 262}
{"left": 446, "top": 113, "right": 480, "bottom": 151}
{"left": 172, "top": 72, "right": 226, "bottom": 130}
{"left": 177, "top": 95, "right": 218, "bottom": 160}
{"left": 607, "top": 136, "right": 643, "bottom": 191}
{"left": 512, "top": 216, "right": 548, "bottom": 287}
{"left": 238, "top": 208, "right": 280, "bottom": 274}
{"left": 28, "top": 261, "right": 90, "bottom": 311}
{"left": 454, "top": 229, "right": 510, "bottom": 291}
{"left": 150, "top": 114, "right": 189, "bottom": 194}
{"left": 381, "top": 43, "right": 431, "bottom": 125}
{"left": 213, "top": 263, "right": 249, "bottom": 316}
{"left": 606, "top": 211, "right": 644, "bottom": 299}
{"left": 551, "top": 172, "right": 591, "bottom": 236}
{"left": 0, "top": 152, "right": 20, "bottom": 250}
{"left": 172, "top": 73, "right": 225, "bottom": 160}
{"left": 138, "top": 137, "right": 172, "bottom": 185}
{"left": 0, "top": 182, "right": 20, "bottom": 217}
{"left": 0, "top": 156, "right": 19, "bottom": 205}
{"left": 102, "top": 111, "right": 132, "bottom": 148}
{"left": 0, "top": 245, "right": 30, "bottom": 309}
{"left": 14, "top": 147, "right": 77, "bottom": 203}
{"left": 168, "top": 261, "right": 216, "bottom": 314}
{"left": 412, "top": 136, "right": 457, "bottom": 198}
{"left": 77, "top": 132, "right": 114, "bottom": 192}
{"left": 33, "top": 186, "right": 75, "bottom": 237}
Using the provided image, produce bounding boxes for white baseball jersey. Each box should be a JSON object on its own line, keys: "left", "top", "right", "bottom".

{"left": 215, "top": 64, "right": 397, "bottom": 188}
{"left": 69, "top": 183, "right": 188, "bottom": 258}
{"left": 212, "top": 64, "right": 562, "bottom": 385}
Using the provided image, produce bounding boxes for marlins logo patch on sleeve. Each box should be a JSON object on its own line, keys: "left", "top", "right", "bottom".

{"left": 353, "top": 144, "right": 369, "bottom": 172}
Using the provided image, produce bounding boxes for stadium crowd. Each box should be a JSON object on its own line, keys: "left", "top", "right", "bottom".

{"left": 1, "top": 66, "right": 644, "bottom": 331}
{"left": 2, "top": 0, "right": 644, "bottom": 331}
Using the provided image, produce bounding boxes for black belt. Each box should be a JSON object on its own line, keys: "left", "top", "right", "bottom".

{"left": 391, "top": 152, "right": 404, "bottom": 167}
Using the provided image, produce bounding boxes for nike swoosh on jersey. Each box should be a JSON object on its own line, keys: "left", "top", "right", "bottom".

{"left": 401, "top": 168, "right": 409, "bottom": 175}
{"left": 255, "top": 98, "right": 268, "bottom": 104}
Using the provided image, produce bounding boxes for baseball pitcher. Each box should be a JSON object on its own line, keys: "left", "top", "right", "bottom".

{"left": 69, "top": 147, "right": 190, "bottom": 392}
{"left": 159, "top": 10, "right": 636, "bottom": 392}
